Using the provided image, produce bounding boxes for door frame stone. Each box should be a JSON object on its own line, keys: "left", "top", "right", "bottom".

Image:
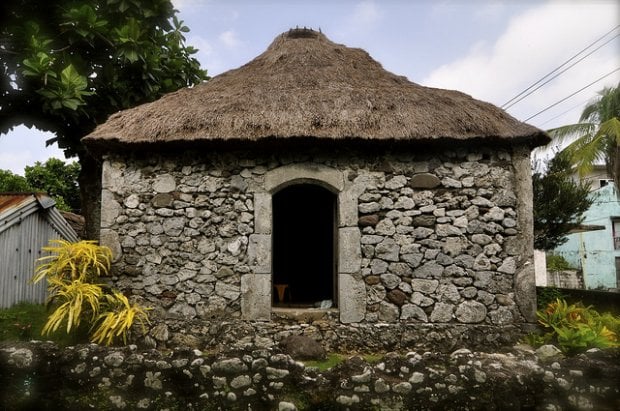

{"left": 242, "top": 163, "right": 366, "bottom": 323}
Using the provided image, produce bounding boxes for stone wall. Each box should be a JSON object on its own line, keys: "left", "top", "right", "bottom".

{"left": 99, "top": 143, "right": 536, "bottom": 348}
{"left": 1, "top": 341, "right": 618, "bottom": 410}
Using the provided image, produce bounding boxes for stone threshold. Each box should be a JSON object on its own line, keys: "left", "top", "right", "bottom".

{"left": 271, "top": 307, "right": 338, "bottom": 322}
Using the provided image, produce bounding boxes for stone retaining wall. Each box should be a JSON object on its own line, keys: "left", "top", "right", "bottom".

{"left": 99, "top": 143, "right": 536, "bottom": 348}
{"left": 143, "top": 316, "right": 526, "bottom": 354}
{"left": 1, "top": 342, "right": 618, "bottom": 410}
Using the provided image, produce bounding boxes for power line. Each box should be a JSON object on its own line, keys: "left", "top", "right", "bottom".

{"left": 501, "top": 24, "right": 620, "bottom": 108}
{"left": 524, "top": 67, "right": 620, "bottom": 122}
{"left": 537, "top": 97, "right": 593, "bottom": 128}
{"left": 503, "top": 33, "right": 619, "bottom": 110}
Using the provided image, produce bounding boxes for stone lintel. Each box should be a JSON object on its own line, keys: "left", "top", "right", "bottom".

{"left": 264, "top": 164, "right": 344, "bottom": 193}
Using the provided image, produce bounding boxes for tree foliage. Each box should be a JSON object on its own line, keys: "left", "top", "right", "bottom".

{"left": 0, "top": 158, "right": 80, "bottom": 212}
{"left": 0, "top": 0, "right": 207, "bottom": 238}
{"left": 548, "top": 84, "right": 620, "bottom": 184}
{"left": 533, "top": 152, "right": 593, "bottom": 250}
{"left": 0, "top": 169, "right": 32, "bottom": 192}
{"left": 25, "top": 158, "right": 81, "bottom": 211}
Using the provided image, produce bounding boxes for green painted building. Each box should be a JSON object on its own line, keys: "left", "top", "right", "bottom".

{"left": 553, "top": 183, "right": 620, "bottom": 290}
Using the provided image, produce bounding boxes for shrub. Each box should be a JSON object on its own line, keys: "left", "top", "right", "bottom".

{"left": 536, "top": 287, "right": 567, "bottom": 309}
{"left": 526, "top": 298, "right": 620, "bottom": 355}
{"left": 32, "top": 240, "right": 149, "bottom": 345}
{"left": 546, "top": 254, "right": 573, "bottom": 271}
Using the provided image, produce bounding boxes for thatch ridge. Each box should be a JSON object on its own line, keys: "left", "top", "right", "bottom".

{"left": 83, "top": 28, "right": 549, "bottom": 149}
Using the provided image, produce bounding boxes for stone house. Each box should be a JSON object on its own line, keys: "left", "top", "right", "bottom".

{"left": 83, "top": 29, "right": 549, "bottom": 349}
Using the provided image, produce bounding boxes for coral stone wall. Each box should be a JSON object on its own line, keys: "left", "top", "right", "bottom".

{"left": 2, "top": 342, "right": 619, "bottom": 410}
{"left": 99, "top": 144, "right": 535, "bottom": 338}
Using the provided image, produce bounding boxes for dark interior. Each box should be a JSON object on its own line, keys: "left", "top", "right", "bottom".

{"left": 272, "top": 184, "right": 336, "bottom": 307}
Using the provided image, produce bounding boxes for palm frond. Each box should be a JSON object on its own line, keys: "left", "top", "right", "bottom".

{"left": 562, "top": 129, "right": 609, "bottom": 177}
{"left": 598, "top": 117, "right": 620, "bottom": 144}
{"left": 547, "top": 122, "right": 596, "bottom": 145}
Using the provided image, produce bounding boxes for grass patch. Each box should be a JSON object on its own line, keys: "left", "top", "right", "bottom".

{"left": 304, "top": 353, "right": 347, "bottom": 371}
{"left": 304, "top": 352, "right": 386, "bottom": 371}
{"left": 0, "top": 302, "right": 47, "bottom": 342}
{"left": 0, "top": 302, "right": 81, "bottom": 346}
{"left": 362, "top": 353, "right": 384, "bottom": 363}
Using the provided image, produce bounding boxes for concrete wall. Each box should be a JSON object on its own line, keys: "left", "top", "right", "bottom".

{"left": 553, "top": 184, "right": 620, "bottom": 289}
{"left": 534, "top": 249, "right": 547, "bottom": 287}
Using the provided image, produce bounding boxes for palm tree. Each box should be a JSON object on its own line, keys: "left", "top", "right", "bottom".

{"left": 548, "top": 84, "right": 620, "bottom": 183}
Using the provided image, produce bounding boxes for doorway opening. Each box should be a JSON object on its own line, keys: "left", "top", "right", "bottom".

{"left": 272, "top": 183, "right": 336, "bottom": 308}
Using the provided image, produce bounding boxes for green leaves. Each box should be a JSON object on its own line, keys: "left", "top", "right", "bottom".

{"left": 2, "top": 0, "right": 208, "bottom": 238}
{"left": 547, "top": 85, "right": 620, "bottom": 182}
{"left": 24, "top": 158, "right": 81, "bottom": 212}
{"left": 62, "top": 5, "right": 107, "bottom": 40}
{"left": 114, "top": 18, "right": 144, "bottom": 63}
{"left": 532, "top": 298, "right": 620, "bottom": 355}
{"left": 22, "top": 52, "right": 56, "bottom": 82}
{"left": 32, "top": 64, "right": 92, "bottom": 111}
{"left": 2, "top": 0, "right": 207, "bottom": 147}
{"left": 0, "top": 170, "right": 33, "bottom": 192}
{"left": 533, "top": 152, "right": 593, "bottom": 250}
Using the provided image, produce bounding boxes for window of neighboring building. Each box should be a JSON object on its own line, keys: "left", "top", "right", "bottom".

{"left": 613, "top": 219, "right": 620, "bottom": 250}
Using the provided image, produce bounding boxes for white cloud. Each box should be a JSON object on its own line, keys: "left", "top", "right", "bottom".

{"left": 351, "top": 0, "right": 382, "bottom": 26}
{"left": 472, "top": 0, "right": 513, "bottom": 22}
{"left": 219, "top": 30, "right": 242, "bottom": 49}
{"left": 422, "top": 1, "right": 620, "bottom": 128}
{"left": 336, "top": 0, "right": 384, "bottom": 40}
{"left": 0, "top": 126, "right": 68, "bottom": 175}
{"left": 171, "top": 0, "right": 211, "bottom": 12}
{"left": 187, "top": 34, "right": 213, "bottom": 68}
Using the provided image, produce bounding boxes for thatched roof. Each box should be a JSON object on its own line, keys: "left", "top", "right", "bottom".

{"left": 83, "top": 28, "right": 549, "bottom": 150}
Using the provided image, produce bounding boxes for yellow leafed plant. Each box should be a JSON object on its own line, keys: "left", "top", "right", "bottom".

{"left": 31, "top": 240, "right": 149, "bottom": 346}
{"left": 91, "top": 291, "right": 150, "bottom": 346}
{"left": 41, "top": 278, "right": 103, "bottom": 335}
{"left": 32, "top": 239, "right": 112, "bottom": 284}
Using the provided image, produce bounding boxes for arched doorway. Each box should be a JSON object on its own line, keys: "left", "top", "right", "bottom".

{"left": 272, "top": 183, "right": 336, "bottom": 307}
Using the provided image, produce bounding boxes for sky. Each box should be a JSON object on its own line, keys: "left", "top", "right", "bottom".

{"left": 1, "top": 0, "right": 618, "bottom": 175}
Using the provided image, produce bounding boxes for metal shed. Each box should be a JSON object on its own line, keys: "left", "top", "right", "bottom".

{"left": 0, "top": 193, "right": 79, "bottom": 308}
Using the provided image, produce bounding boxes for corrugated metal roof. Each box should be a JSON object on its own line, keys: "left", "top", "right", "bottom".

{"left": 0, "top": 193, "right": 37, "bottom": 213}
{"left": 0, "top": 193, "right": 79, "bottom": 241}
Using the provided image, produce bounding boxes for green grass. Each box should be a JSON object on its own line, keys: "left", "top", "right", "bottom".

{"left": 362, "top": 353, "right": 384, "bottom": 363}
{"left": 304, "top": 353, "right": 347, "bottom": 371}
{"left": 303, "top": 352, "right": 386, "bottom": 371}
{"left": 0, "top": 302, "right": 81, "bottom": 346}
